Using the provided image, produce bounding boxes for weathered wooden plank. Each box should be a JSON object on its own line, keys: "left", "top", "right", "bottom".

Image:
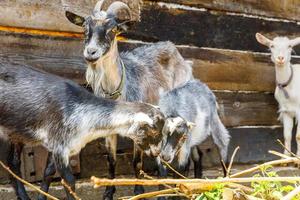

{"left": 0, "top": 32, "right": 86, "bottom": 84}
{"left": 2, "top": 31, "right": 300, "bottom": 93}
{"left": 216, "top": 92, "right": 279, "bottom": 127}
{"left": 0, "top": 1, "right": 299, "bottom": 53}
{"left": 148, "top": 0, "right": 300, "bottom": 21}
{"left": 0, "top": 0, "right": 140, "bottom": 33}
{"left": 20, "top": 145, "right": 80, "bottom": 182}
{"left": 126, "top": 2, "right": 300, "bottom": 52}
{"left": 178, "top": 47, "right": 277, "bottom": 92}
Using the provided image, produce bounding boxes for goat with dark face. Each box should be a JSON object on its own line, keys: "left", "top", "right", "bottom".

{"left": 159, "top": 80, "right": 231, "bottom": 179}
{"left": 65, "top": 1, "right": 193, "bottom": 199}
{"left": 0, "top": 64, "right": 164, "bottom": 200}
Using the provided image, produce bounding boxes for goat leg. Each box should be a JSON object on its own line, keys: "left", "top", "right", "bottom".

{"left": 103, "top": 135, "right": 117, "bottom": 200}
{"left": 296, "top": 118, "right": 300, "bottom": 157}
{"left": 192, "top": 146, "right": 203, "bottom": 178}
{"left": 7, "top": 143, "right": 31, "bottom": 200}
{"left": 157, "top": 161, "right": 168, "bottom": 200}
{"left": 133, "top": 144, "right": 145, "bottom": 196}
{"left": 37, "top": 152, "right": 56, "bottom": 200}
{"left": 53, "top": 154, "right": 75, "bottom": 200}
{"left": 282, "top": 113, "right": 293, "bottom": 156}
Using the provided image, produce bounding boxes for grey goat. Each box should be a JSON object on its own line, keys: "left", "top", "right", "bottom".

{"left": 65, "top": 0, "right": 193, "bottom": 199}
{"left": 0, "top": 63, "right": 164, "bottom": 200}
{"left": 159, "top": 79, "right": 230, "bottom": 178}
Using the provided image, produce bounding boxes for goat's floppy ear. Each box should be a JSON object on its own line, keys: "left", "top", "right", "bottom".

{"left": 186, "top": 121, "right": 196, "bottom": 131}
{"left": 162, "top": 123, "right": 169, "bottom": 136}
{"left": 65, "top": 11, "right": 85, "bottom": 27}
{"left": 289, "top": 37, "right": 300, "bottom": 47}
{"left": 256, "top": 33, "right": 272, "bottom": 47}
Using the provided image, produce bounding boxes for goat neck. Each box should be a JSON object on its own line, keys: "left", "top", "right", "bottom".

{"left": 86, "top": 38, "right": 123, "bottom": 98}
{"left": 275, "top": 62, "right": 293, "bottom": 86}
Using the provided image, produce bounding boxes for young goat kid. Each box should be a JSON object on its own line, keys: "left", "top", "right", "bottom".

{"left": 65, "top": 1, "right": 193, "bottom": 198}
{"left": 256, "top": 33, "right": 300, "bottom": 156}
{"left": 0, "top": 64, "right": 164, "bottom": 200}
{"left": 159, "top": 80, "right": 230, "bottom": 178}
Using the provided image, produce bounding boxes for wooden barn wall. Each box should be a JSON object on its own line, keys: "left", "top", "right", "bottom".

{"left": 0, "top": 0, "right": 300, "bottom": 182}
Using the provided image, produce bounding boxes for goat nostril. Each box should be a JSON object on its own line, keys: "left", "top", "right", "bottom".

{"left": 87, "top": 48, "right": 97, "bottom": 56}
{"left": 278, "top": 57, "right": 284, "bottom": 61}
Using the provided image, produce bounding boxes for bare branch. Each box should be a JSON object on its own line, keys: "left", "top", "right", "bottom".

{"left": 0, "top": 160, "right": 59, "bottom": 200}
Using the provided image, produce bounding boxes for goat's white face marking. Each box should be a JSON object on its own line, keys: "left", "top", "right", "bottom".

{"left": 270, "top": 37, "right": 292, "bottom": 66}
{"left": 255, "top": 33, "right": 299, "bottom": 67}
{"left": 160, "top": 117, "right": 193, "bottom": 163}
{"left": 164, "top": 117, "right": 185, "bottom": 135}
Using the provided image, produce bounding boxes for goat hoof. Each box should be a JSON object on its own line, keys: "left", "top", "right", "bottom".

{"left": 158, "top": 197, "right": 167, "bottom": 200}
{"left": 17, "top": 197, "right": 31, "bottom": 200}
{"left": 134, "top": 185, "right": 145, "bottom": 195}
{"left": 103, "top": 191, "right": 114, "bottom": 200}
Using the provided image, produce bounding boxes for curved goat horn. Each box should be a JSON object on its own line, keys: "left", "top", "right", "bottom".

{"left": 93, "top": 0, "right": 106, "bottom": 14}
{"left": 106, "top": 1, "right": 132, "bottom": 21}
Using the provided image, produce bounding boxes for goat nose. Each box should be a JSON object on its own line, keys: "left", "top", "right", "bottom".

{"left": 278, "top": 56, "right": 284, "bottom": 61}
{"left": 162, "top": 154, "right": 171, "bottom": 162}
{"left": 87, "top": 48, "right": 98, "bottom": 56}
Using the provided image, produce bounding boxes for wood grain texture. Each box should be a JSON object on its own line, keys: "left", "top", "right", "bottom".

{"left": 0, "top": 0, "right": 80, "bottom": 32}
{"left": 20, "top": 146, "right": 80, "bottom": 182}
{"left": 0, "top": 1, "right": 299, "bottom": 53}
{"left": 1, "top": 31, "right": 299, "bottom": 93}
{"left": 0, "top": 0, "right": 140, "bottom": 33}
{"left": 125, "top": 2, "right": 300, "bottom": 52}
{"left": 216, "top": 92, "right": 279, "bottom": 127}
{"left": 0, "top": 32, "right": 86, "bottom": 84}
{"left": 148, "top": 0, "right": 300, "bottom": 21}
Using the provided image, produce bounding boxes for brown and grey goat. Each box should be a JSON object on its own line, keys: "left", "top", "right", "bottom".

{"left": 65, "top": 0, "right": 193, "bottom": 199}
{"left": 0, "top": 64, "right": 164, "bottom": 200}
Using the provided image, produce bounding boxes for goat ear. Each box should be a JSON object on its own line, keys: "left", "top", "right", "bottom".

{"left": 186, "top": 121, "right": 196, "bottom": 131}
{"left": 255, "top": 33, "right": 271, "bottom": 47}
{"left": 162, "top": 124, "right": 169, "bottom": 136}
{"left": 65, "top": 11, "right": 85, "bottom": 27}
{"left": 289, "top": 37, "right": 300, "bottom": 47}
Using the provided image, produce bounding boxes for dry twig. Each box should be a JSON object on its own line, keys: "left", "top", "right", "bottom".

{"left": 124, "top": 188, "right": 180, "bottom": 200}
{"left": 227, "top": 146, "right": 240, "bottom": 177}
{"left": 139, "top": 170, "right": 186, "bottom": 197}
{"left": 61, "top": 179, "right": 81, "bottom": 200}
{"left": 160, "top": 158, "right": 187, "bottom": 179}
{"left": 230, "top": 157, "right": 299, "bottom": 178}
{"left": 0, "top": 160, "right": 59, "bottom": 200}
{"left": 91, "top": 176, "right": 300, "bottom": 186}
{"left": 282, "top": 185, "right": 300, "bottom": 200}
{"left": 268, "top": 150, "right": 291, "bottom": 159}
{"left": 277, "top": 139, "right": 300, "bottom": 160}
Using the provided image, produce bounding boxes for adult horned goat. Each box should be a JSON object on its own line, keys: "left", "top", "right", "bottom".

{"left": 0, "top": 63, "right": 164, "bottom": 200}
{"left": 65, "top": 0, "right": 193, "bottom": 199}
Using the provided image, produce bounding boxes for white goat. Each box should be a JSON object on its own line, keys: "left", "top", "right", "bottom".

{"left": 256, "top": 33, "right": 300, "bottom": 155}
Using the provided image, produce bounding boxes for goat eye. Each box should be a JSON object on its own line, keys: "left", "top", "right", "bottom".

{"left": 270, "top": 45, "right": 274, "bottom": 48}
{"left": 288, "top": 45, "right": 292, "bottom": 48}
